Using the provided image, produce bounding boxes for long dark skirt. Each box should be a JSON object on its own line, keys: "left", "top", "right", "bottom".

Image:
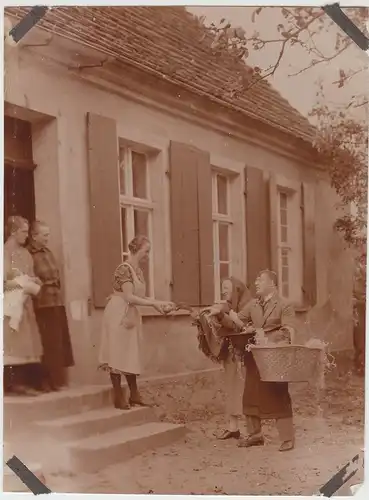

{"left": 243, "top": 351, "right": 292, "bottom": 420}
{"left": 35, "top": 306, "right": 74, "bottom": 389}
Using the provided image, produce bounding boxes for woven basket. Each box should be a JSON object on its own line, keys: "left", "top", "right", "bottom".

{"left": 250, "top": 344, "right": 323, "bottom": 383}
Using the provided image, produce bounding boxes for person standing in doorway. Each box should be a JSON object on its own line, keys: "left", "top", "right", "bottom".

{"left": 3, "top": 216, "right": 43, "bottom": 395}
{"left": 99, "top": 235, "right": 174, "bottom": 410}
{"left": 28, "top": 220, "right": 75, "bottom": 392}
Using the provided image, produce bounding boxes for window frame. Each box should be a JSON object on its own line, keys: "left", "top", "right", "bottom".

{"left": 212, "top": 171, "right": 233, "bottom": 302}
{"left": 118, "top": 147, "right": 155, "bottom": 298}
{"left": 276, "top": 183, "right": 303, "bottom": 304}
{"left": 277, "top": 189, "right": 292, "bottom": 299}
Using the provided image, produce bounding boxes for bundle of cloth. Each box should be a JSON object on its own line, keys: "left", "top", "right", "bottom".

{"left": 191, "top": 282, "right": 254, "bottom": 364}
{"left": 188, "top": 278, "right": 254, "bottom": 440}
{"left": 4, "top": 268, "right": 41, "bottom": 332}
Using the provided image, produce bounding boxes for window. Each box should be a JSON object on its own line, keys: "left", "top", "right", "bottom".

{"left": 276, "top": 189, "right": 302, "bottom": 303}
{"left": 212, "top": 172, "right": 232, "bottom": 302}
{"left": 119, "top": 148, "right": 154, "bottom": 297}
{"left": 278, "top": 192, "right": 290, "bottom": 298}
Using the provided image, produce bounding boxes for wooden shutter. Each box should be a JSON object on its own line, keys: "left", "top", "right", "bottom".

{"left": 169, "top": 141, "right": 213, "bottom": 305}
{"left": 197, "top": 150, "right": 214, "bottom": 305}
{"left": 301, "top": 182, "right": 317, "bottom": 306}
{"left": 245, "top": 166, "right": 270, "bottom": 294}
{"left": 87, "top": 113, "right": 121, "bottom": 308}
{"left": 169, "top": 142, "right": 201, "bottom": 304}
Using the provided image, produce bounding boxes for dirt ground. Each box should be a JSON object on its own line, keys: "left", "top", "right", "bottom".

{"left": 46, "top": 366, "right": 364, "bottom": 496}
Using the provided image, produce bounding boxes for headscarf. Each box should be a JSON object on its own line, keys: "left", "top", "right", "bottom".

{"left": 222, "top": 276, "right": 252, "bottom": 313}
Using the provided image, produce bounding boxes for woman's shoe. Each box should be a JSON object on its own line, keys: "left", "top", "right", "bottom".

{"left": 216, "top": 429, "right": 241, "bottom": 440}
{"left": 237, "top": 435, "right": 265, "bottom": 448}
{"left": 279, "top": 440, "right": 295, "bottom": 452}
{"left": 129, "top": 396, "right": 152, "bottom": 407}
{"left": 114, "top": 397, "right": 130, "bottom": 410}
{"left": 25, "top": 387, "right": 41, "bottom": 396}
{"left": 113, "top": 388, "right": 130, "bottom": 410}
{"left": 11, "top": 385, "right": 39, "bottom": 396}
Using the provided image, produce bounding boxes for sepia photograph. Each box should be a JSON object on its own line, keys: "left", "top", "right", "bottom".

{"left": 3, "top": 3, "right": 367, "bottom": 496}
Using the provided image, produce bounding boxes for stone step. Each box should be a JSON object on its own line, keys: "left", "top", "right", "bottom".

{"left": 68, "top": 422, "right": 187, "bottom": 473}
{"left": 4, "top": 369, "right": 220, "bottom": 432}
{"left": 34, "top": 406, "right": 156, "bottom": 440}
{"left": 4, "top": 385, "right": 112, "bottom": 430}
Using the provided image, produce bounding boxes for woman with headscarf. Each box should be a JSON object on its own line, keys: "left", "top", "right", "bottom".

{"left": 194, "top": 277, "right": 252, "bottom": 440}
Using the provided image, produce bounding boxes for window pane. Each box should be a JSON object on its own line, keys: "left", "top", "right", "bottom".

{"left": 282, "top": 265, "right": 289, "bottom": 283}
{"left": 281, "top": 225, "right": 288, "bottom": 243}
{"left": 119, "top": 155, "right": 126, "bottom": 195}
{"left": 133, "top": 209, "right": 151, "bottom": 295}
{"left": 280, "top": 192, "right": 287, "bottom": 209}
{"left": 280, "top": 207, "right": 287, "bottom": 226}
{"left": 140, "top": 258, "right": 150, "bottom": 296}
{"left": 220, "top": 262, "right": 230, "bottom": 282}
{"left": 121, "top": 206, "right": 128, "bottom": 252}
{"left": 132, "top": 151, "right": 147, "bottom": 199}
{"left": 217, "top": 174, "right": 228, "bottom": 215}
{"left": 281, "top": 249, "right": 288, "bottom": 266}
{"left": 280, "top": 247, "right": 289, "bottom": 297}
{"left": 134, "top": 209, "right": 149, "bottom": 237}
{"left": 218, "top": 223, "right": 229, "bottom": 261}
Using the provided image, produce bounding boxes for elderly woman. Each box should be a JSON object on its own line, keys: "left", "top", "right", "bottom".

{"left": 99, "top": 235, "right": 174, "bottom": 410}
{"left": 3, "top": 216, "right": 43, "bottom": 396}
{"left": 28, "top": 220, "right": 75, "bottom": 392}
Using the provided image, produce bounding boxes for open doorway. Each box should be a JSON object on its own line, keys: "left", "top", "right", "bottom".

{"left": 4, "top": 115, "right": 39, "bottom": 393}
{"left": 4, "top": 116, "right": 36, "bottom": 237}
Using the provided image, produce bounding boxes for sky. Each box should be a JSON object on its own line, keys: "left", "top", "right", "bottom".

{"left": 187, "top": 6, "right": 367, "bottom": 123}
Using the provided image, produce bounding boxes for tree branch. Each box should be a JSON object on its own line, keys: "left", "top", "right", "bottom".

{"left": 288, "top": 39, "right": 352, "bottom": 77}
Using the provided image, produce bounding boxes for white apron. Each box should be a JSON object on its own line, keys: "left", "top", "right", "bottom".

{"left": 98, "top": 263, "right": 146, "bottom": 375}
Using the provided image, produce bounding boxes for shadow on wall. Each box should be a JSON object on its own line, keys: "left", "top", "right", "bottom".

{"left": 295, "top": 299, "right": 353, "bottom": 352}
{"left": 85, "top": 311, "right": 214, "bottom": 385}
{"left": 141, "top": 315, "right": 214, "bottom": 376}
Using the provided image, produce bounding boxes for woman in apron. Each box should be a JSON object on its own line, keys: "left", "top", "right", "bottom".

{"left": 3, "top": 216, "right": 43, "bottom": 395}
{"left": 99, "top": 235, "right": 174, "bottom": 409}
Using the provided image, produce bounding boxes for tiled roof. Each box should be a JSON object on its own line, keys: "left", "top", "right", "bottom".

{"left": 5, "top": 6, "right": 316, "bottom": 143}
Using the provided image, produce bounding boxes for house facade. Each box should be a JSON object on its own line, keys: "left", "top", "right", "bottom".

{"left": 4, "top": 7, "right": 354, "bottom": 385}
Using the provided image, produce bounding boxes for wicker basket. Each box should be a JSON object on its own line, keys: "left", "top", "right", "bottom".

{"left": 250, "top": 344, "right": 323, "bottom": 383}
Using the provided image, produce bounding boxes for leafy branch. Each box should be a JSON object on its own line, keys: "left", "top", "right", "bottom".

{"left": 201, "top": 6, "right": 368, "bottom": 101}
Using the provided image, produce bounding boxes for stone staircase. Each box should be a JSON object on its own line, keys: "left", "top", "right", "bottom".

{"left": 4, "top": 384, "right": 187, "bottom": 476}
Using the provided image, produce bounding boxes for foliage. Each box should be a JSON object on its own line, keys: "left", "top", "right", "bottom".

{"left": 200, "top": 6, "right": 368, "bottom": 258}
{"left": 310, "top": 97, "right": 367, "bottom": 254}
{"left": 204, "top": 6, "right": 368, "bottom": 107}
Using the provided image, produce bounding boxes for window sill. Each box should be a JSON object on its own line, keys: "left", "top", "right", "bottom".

{"left": 292, "top": 303, "right": 310, "bottom": 313}
{"left": 139, "top": 307, "right": 191, "bottom": 318}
